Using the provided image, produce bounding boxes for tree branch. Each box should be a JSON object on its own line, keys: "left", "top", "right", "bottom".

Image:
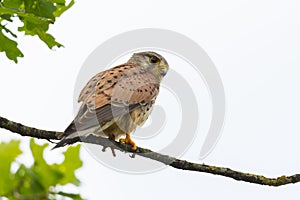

{"left": 1, "top": 115, "right": 299, "bottom": 187}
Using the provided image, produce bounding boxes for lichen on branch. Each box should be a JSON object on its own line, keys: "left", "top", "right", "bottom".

{"left": 0, "top": 115, "right": 300, "bottom": 187}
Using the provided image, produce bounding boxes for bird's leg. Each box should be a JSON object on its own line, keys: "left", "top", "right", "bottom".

{"left": 108, "top": 134, "right": 115, "bottom": 141}
{"left": 119, "top": 133, "right": 137, "bottom": 151}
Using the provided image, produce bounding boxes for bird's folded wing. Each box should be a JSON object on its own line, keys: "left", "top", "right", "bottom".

{"left": 65, "top": 64, "right": 160, "bottom": 134}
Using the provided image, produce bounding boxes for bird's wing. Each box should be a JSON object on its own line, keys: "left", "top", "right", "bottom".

{"left": 64, "top": 64, "right": 160, "bottom": 135}
{"left": 78, "top": 63, "right": 134, "bottom": 103}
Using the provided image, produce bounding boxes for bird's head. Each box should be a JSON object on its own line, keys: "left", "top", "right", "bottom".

{"left": 128, "top": 51, "right": 169, "bottom": 80}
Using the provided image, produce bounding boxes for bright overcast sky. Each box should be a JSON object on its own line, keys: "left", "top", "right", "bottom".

{"left": 1, "top": 0, "right": 300, "bottom": 199}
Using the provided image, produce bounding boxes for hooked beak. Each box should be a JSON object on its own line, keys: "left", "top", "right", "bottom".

{"left": 160, "top": 65, "right": 168, "bottom": 76}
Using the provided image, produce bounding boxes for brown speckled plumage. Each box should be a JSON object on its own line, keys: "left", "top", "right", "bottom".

{"left": 53, "top": 51, "right": 169, "bottom": 149}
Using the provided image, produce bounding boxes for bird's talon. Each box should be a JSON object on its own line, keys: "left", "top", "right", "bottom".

{"left": 130, "top": 153, "right": 136, "bottom": 158}
{"left": 131, "top": 144, "right": 137, "bottom": 151}
{"left": 110, "top": 148, "right": 116, "bottom": 157}
{"left": 102, "top": 145, "right": 116, "bottom": 157}
{"left": 119, "top": 138, "right": 126, "bottom": 144}
{"left": 119, "top": 134, "right": 137, "bottom": 151}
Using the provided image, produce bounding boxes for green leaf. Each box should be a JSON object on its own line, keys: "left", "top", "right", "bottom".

{"left": 0, "top": 27, "right": 24, "bottom": 63}
{"left": 1, "top": 0, "right": 23, "bottom": 9}
{"left": 23, "top": 0, "right": 56, "bottom": 21}
{"left": 17, "top": 14, "right": 62, "bottom": 49}
{"left": 53, "top": 145, "right": 83, "bottom": 186}
{"left": 38, "top": 31, "right": 63, "bottom": 48}
{"left": 14, "top": 164, "right": 46, "bottom": 196}
{"left": 53, "top": 0, "right": 75, "bottom": 17}
{"left": 0, "top": 139, "right": 83, "bottom": 199}
{"left": 0, "top": 0, "right": 74, "bottom": 62}
{"left": 30, "top": 139, "right": 82, "bottom": 187}
{"left": 0, "top": 140, "right": 22, "bottom": 195}
{"left": 1, "top": 24, "right": 17, "bottom": 38}
{"left": 57, "top": 191, "right": 84, "bottom": 200}
{"left": 30, "top": 139, "right": 64, "bottom": 190}
{"left": 0, "top": 14, "right": 13, "bottom": 22}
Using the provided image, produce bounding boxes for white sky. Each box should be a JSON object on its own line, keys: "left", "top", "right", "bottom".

{"left": 1, "top": 0, "right": 300, "bottom": 199}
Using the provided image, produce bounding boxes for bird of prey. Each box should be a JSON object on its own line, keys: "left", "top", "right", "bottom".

{"left": 53, "top": 51, "right": 169, "bottom": 150}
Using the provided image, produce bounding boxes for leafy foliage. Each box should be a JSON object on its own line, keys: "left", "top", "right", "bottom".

{"left": 0, "top": 139, "right": 84, "bottom": 200}
{"left": 0, "top": 0, "right": 74, "bottom": 63}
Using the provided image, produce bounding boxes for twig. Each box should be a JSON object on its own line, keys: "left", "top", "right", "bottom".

{"left": 0, "top": 115, "right": 299, "bottom": 187}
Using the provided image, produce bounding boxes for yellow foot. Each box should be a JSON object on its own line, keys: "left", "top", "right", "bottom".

{"left": 119, "top": 134, "right": 137, "bottom": 151}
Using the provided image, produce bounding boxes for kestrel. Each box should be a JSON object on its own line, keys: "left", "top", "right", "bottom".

{"left": 53, "top": 51, "right": 169, "bottom": 150}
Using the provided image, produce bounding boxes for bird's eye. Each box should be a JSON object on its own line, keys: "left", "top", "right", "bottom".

{"left": 149, "top": 56, "right": 160, "bottom": 64}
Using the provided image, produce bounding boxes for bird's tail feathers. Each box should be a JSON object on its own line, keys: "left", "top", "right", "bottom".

{"left": 51, "top": 137, "right": 81, "bottom": 150}
{"left": 52, "top": 127, "right": 98, "bottom": 150}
